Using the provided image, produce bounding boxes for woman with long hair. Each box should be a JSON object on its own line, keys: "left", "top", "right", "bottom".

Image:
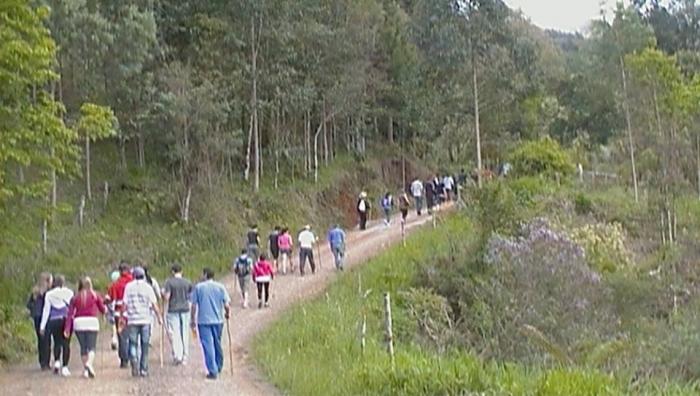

{"left": 26, "top": 272, "right": 53, "bottom": 370}
{"left": 40, "top": 274, "right": 74, "bottom": 376}
{"left": 66, "top": 276, "right": 106, "bottom": 378}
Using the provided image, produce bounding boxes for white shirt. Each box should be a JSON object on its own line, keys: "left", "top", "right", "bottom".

{"left": 298, "top": 230, "right": 317, "bottom": 249}
{"left": 410, "top": 180, "right": 423, "bottom": 197}
{"left": 40, "top": 287, "right": 74, "bottom": 331}
{"left": 443, "top": 176, "right": 454, "bottom": 190}
{"left": 124, "top": 279, "right": 158, "bottom": 325}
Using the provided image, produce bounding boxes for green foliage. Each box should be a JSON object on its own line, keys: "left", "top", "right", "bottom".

{"left": 509, "top": 137, "right": 575, "bottom": 178}
{"left": 467, "top": 181, "right": 523, "bottom": 239}
{"left": 574, "top": 193, "right": 594, "bottom": 215}
{"left": 570, "top": 222, "right": 633, "bottom": 273}
{"left": 76, "top": 103, "right": 117, "bottom": 141}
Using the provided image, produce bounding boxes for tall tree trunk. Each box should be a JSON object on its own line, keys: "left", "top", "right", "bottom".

{"left": 274, "top": 107, "right": 280, "bottom": 190}
{"left": 323, "top": 107, "right": 329, "bottom": 166}
{"left": 50, "top": 147, "right": 57, "bottom": 209}
{"left": 620, "top": 57, "right": 639, "bottom": 203}
{"left": 85, "top": 137, "right": 92, "bottom": 200}
{"left": 137, "top": 131, "right": 145, "bottom": 168}
{"left": 696, "top": 134, "right": 700, "bottom": 200}
{"left": 251, "top": 16, "right": 260, "bottom": 193}
{"left": 388, "top": 115, "right": 394, "bottom": 144}
{"left": 471, "top": 40, "right": 483, "bottom": 189}
{"left": 244, "top": 114, "right": 253, "bottom": 182}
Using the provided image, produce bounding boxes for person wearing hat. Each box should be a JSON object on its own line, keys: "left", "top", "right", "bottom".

{"left": 357, "top": 192, "right": 371, "bottom": 230}
{"left": 123, "top": 266, "right": 162, "bottom": 377}
{"left": 297, "top": 225, "right": 317, "bottom": 275}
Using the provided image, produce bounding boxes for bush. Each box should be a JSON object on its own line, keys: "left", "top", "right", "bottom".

{"left": 574, "top": 193, "right": 594, "bottom": 215}
{"left": 570, "top": 222, "right": 632, "bottom": 273}
{"left": 509, "top": 137, "right": 574, "bottom": 178}
{"left": 466, "top": 218, "right": 618, "bottom": 364}
{"left": 467, "top": 181, "right": 523, "bottom": 239}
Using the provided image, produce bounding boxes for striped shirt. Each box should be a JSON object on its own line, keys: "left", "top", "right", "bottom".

{"left": 124, "top": 280, "right": 157, "bottom": 326}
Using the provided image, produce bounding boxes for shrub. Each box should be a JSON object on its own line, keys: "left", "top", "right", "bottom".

{"left": 465, "top": 218, "right": 618, "bottom": 364}
{"left": 574, "top": 193, "right": 594, "bottom": 215}
{"left": 570, "top": 222, "right": 632, "bottom": 273}
{"left": 509, "top": 136, "right": 574, "bottom": 178}
{"left": 467, "top": 181, "right": 523, "bottom": 239}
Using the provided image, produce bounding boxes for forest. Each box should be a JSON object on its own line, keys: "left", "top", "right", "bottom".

{"left": 3, "top": 0, "right": 700, "bottom": 388}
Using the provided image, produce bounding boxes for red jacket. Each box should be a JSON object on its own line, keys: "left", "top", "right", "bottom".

{"left": 107, "top": 273, "right": 133, "bottom": 311}
{"left": 253, "top": 260, "right": 274, "bottom": 281}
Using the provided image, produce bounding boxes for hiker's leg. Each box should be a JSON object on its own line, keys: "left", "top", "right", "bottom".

{"left": 34, "top": 316, "right": 48, "bottom": 369}
{"left": 198, "top": 324, "right": 217, "bottom": 376}
{"left": 76, "top": 331, "right": 88, "bottom": 366}
{"left": 139, "top": 325, "right": 151, "bottom": 373}
{"left": 181, "top": 313, "right": 191, "bottom": 362}
{"left": 212, "top": 324, "right": 224, "bottom": 374}
{"left": 127, "top": 325, "right": 139, "bottom": 374}
{"left": 85, "top": 331, "right": 97, "bottom": 372}
{"left": 47, "top": 319, "right": 62, "bottom": 364}
{"left": 308, "top": 249, "right": 315, "bottom": 273}
{"left": 256, "top": 282, "right": 263, "bottom": 302}
{"left": 263, "top": 282, "right": 270, "bottom": 303}
{"left": 117, "top": 321, "right": 129, "bottom": 365}
{"left": 298, "top": 250, "right": 306, "bottom": 275}
{"left": 60, "top": 319, "right": 70, "bottom": 366}
{"left": 167, "top": 312, "right": 183, "bottom": 362}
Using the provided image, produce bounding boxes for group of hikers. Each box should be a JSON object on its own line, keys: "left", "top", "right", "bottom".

{"left": 24, "top": 171, "right": 467, "bottom": 383}
{"left": 25, "top": 222, "right": 350, "bottom": 381}
{"left": 357, "top": 172, "right": 464, "bottom": 230}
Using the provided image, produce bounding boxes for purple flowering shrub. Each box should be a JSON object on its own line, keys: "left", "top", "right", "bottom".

{"left": 466, "top": 218, "right": 619, "bottom": 364}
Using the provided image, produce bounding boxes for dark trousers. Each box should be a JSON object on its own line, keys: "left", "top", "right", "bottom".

{"left": 299, "top": 248, "right": 315, "bottom": 274}
{"left": 359, "top": 212, "right": 368, "bottom": 230}
{"left": 33, "top": 316, "right": 50, "bottom": 369}
{"left": 47, "top": 318, "right": 70, "bottom": 366}
{"left": 117, "top": 321, "right": 130, "bottom": 364}
{"left": 256, "top": 282, "right": 270, "bottom": 303}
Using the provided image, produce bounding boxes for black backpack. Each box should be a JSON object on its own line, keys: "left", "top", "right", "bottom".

{"left": 234, "top": 255, "right": 252, "bottom": 276}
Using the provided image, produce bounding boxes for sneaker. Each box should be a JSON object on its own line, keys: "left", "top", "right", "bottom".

{"left": 86, "top": 364, "right": 95, "bottom": 378}
{"left": 205, "top": 373, "right": 217, "bottom": 380}
{"left": 131, "top": 362, "right": 139, "bottom": 377}
{"left": 53, "top": 361, "right": 61, "bottom": 374}
{"left": 60, "top": 367, "right": 71, "bottom": 377}
{"left": 264, "top": 302, "right": 270, "bottom": 308}
{"left": 140, "top": 371, "right": 149, "bottom": 378}
{"left": 82, "top": 369, "right": 89, "bottom": 379}
{"left": 120, "top": 360, "right": 129, "bottom": 369}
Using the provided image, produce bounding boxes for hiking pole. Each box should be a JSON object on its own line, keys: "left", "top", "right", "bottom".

{"left": 317, "top": 242, "right": 322, "bottom": 270}
{"left": 159, "top": 319, "right": 164, "bottom": 368}
{"left": 226, "top": 318, "right": 234, "bottom": 376}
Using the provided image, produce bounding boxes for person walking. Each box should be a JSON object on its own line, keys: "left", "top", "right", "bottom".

{"left": 327, "top": 224, "right": 346, "bottom": 271}
{"left": 298, "top": 225, "right": 317, "bottom": 276}
{"left": 39, "top": 274, "right": 74, "bottom": 376}
{"left": 443, "top": 174, "right": 455, "bottom": 201}
{"left": 190, "top": 268, "right": 231, "bottom": 380}
{"left": 65, "top": 277, "right": 106, "bottom": 379}
{"left": 277, "top": 227, "right": 293, "bottom": 275}
{"left": 246, "top": 224, "right": 261, "bottom": 260}
{"left": 163, "top": 263, "right": 193, "bottom": 365}
{"left": 26, "top": 272, "right": 52, "bottom": 371}
{"left": 268, "top": 226, "right": 281, "bottom": 272}
{"left": 424, "top": 178, "right": 435, "bottom": 215}
{"left": 410, "top": 178, "right": 424, "bottom": 216}
{"left": 381, "top": 192, "right": 393, "bottom": 226}
{"left": 233, "top": 250, "right": 253, "bottom": 308}
{"left": 253, "top": 254, "right": 274, "bottom": 308}
{"left": 106, "top": 262, "right": 133, "bottom": 368}
{"left": 143, "top": 265, "right": 162, "bottom": 343}
{"left": 357, "top": 192, "right": 370, "bottom": 231}
{"left": 398, "top": 192, "right": 410, "bottom": 223}
{"left": 107, "top": 270, "right": 120, "bottom": 351}
{"left": 123, "top": 266, "right": 162, "bottom": 378}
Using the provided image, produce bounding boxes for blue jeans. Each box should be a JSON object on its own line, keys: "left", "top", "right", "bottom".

{"left": 198, "top": 323, "right": 224, "bottom": 376}
{"left": 331, "top": 245, "right": 344, "bottom": 269}
{"left": 128, "top": 324, "right": 151, "bottom": 373}
{"left": 166, "top": 312, "right": 190, "bottom": 363}
{"left": 414, "top": 196, "right": 423, "bottom": 214}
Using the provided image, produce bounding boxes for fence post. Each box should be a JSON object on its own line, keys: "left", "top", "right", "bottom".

{"left": 103, "top": 181, "right": 109, "bottom": 208}
{"left": 384, "top": 292, "right": 395, "bottom": 367}
{"left": 41, "top": 218, "right": 48, "bottom": 255}
{"left": 79, "top": 195, "right": 86, "bottom": 227}
{"left": 401, "top": 219, "right": 406, "bottom": 247}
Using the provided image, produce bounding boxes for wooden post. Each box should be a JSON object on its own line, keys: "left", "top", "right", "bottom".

{"left": 383, "top": 293, "right": 395, "bottom": 367}
{"left": 361, "top": 314, "right": 367, "bottom": 353}
{"left": 401, "top": 219, "right": 406, "bottom": 247}
{"left": 79, "top": 195, "right": 86, "bottom": 227}
{"left": 103, "top": 182, "right": 109, "bottom": 208}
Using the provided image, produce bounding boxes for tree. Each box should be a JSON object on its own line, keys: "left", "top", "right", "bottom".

{"left": 0, "top": 0, "right": 79, "bottom": 204}
{"left": 75, "top": 103, "right": 117, "bottom": 200}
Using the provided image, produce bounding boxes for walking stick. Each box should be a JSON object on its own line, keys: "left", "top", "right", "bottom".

{"left": 317, "top": 242, "right": 322, "bottom": 270}
{"left": 159, "top": 319, "right": 164, "bottom": 368}
{"left": 225, "top": 318, "right": 234, "bottom": 376}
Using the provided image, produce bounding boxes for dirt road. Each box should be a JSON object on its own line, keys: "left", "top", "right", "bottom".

{"left": 0, "top": 209, "right": 437, "bottom": 395}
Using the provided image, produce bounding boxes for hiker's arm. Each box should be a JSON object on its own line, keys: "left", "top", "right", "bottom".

{"left": 190, "top": 304, "right": 197, "bottom": 329}
{"left": 39, "top": 294, "right": 51, "bottom": 334}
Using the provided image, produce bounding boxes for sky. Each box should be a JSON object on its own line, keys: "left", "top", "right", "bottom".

{"left": 504, "top": 0, "right": 626, "bottom": 33}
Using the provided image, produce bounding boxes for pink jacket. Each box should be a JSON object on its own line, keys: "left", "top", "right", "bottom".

{"left": 277, "top": 233, "right": 293, "bottom": 250}
{"left": 253, "top": 260, "right": 274, "bottom": 281}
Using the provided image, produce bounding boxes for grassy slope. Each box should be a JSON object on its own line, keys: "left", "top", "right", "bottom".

{"left": 0, "top": 143, "right": 417, "bottom": 363}
{"left": 253, "top": 211, "right": 696, "bottom": 395}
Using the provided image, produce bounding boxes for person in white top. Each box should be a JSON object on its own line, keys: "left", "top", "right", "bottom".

{"left": 410, "top": 178, "right": 424, "bottom": 215}
{"left": 123, "top": 267, "right": 162, "bottom": 377}
{"left": 298, "top": 225, "right": 317, "bottom": 276}
{"left": 39, "top": 275, "right": 74, "bottom": 376}
{"left": 443, "top": 175, "right": 455, "bottom": 201}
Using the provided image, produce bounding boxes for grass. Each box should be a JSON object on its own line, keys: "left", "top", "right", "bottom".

{"left": 253, "top": 212, "right": 699, "bottom": 395}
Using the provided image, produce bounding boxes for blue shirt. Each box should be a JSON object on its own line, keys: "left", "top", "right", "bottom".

{"left": 191, "top": 280, "right": 231, "bottom": 325}
{"left": 328, "top": 227, "right": 346, "bottom": 248}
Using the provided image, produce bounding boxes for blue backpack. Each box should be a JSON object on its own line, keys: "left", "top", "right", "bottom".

{"left": 234, "top": 255, "right": 252, "bottom": 276}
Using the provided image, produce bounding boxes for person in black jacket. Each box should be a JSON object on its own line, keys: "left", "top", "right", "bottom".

{"left": 26, "top": 272, "right": 53, "bottom": 370}
{"left": 424, "top": 179, "right": 435, "bottom": 215}
{"left": 357, "top": 192, "right": 371, "bottom": 230}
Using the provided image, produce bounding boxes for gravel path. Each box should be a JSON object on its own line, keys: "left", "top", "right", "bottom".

{"left": 0, "top": 209, "right": 437, "bottom": 395}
